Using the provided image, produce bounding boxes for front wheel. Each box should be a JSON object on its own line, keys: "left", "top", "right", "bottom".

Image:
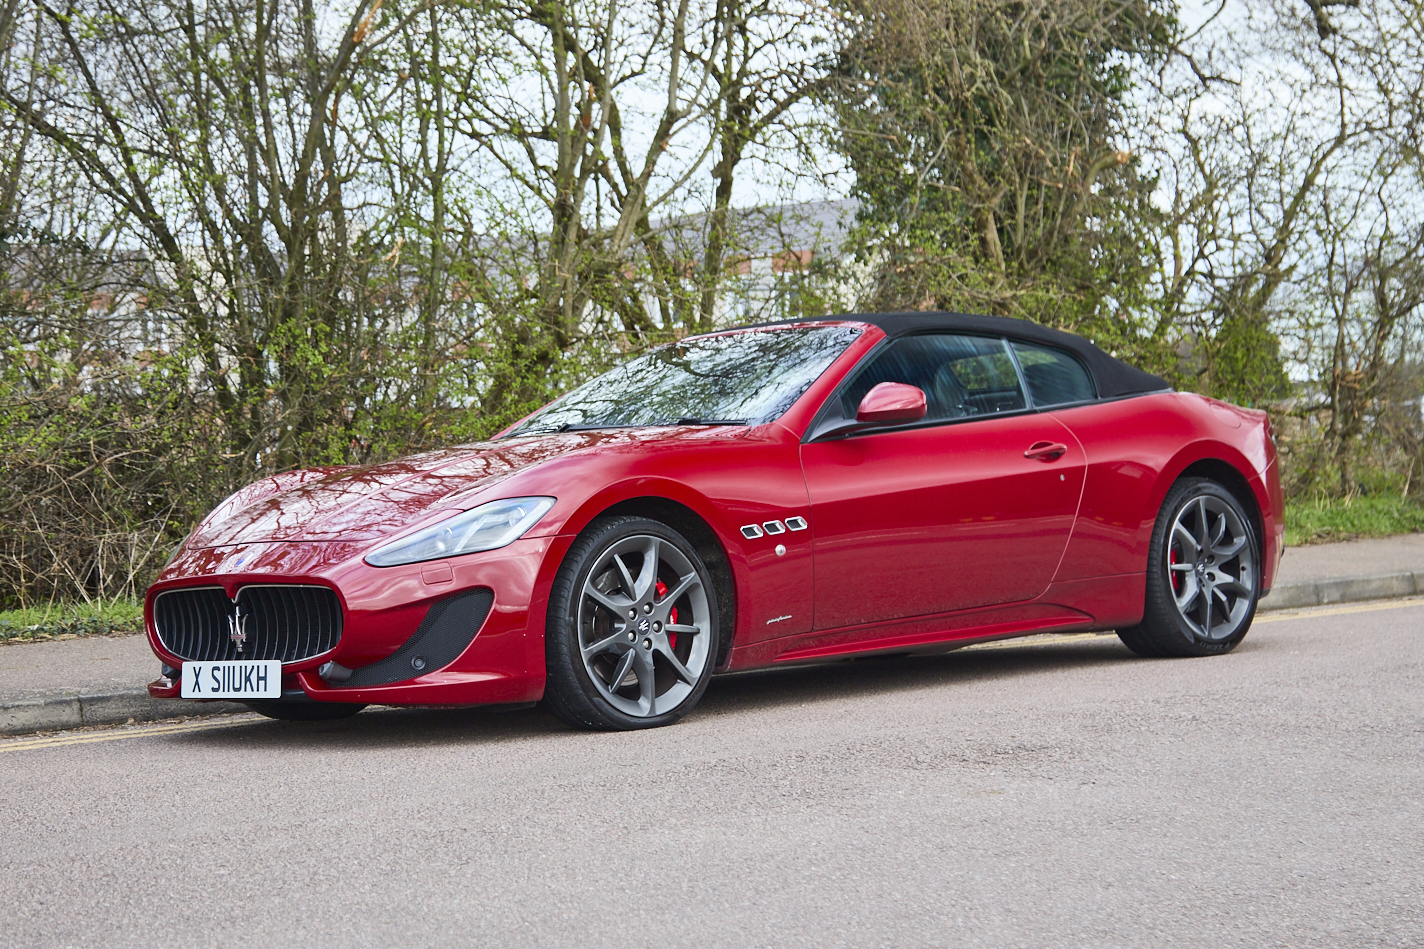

{"left": 543, "top": 516, "right": 719, "bottom": 730}
{"left": 1117, "top": 477, "right": 1260, "bottom": 658}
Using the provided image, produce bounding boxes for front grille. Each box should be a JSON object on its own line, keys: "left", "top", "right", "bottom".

{"left": 154, "top": 585, "right": 343, "bottom": 663}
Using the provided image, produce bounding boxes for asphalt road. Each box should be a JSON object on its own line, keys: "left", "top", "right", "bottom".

{"left": 2, "top": 600, "right": 1421, "bottom": 949}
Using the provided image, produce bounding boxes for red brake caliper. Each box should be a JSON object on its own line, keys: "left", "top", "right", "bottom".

{"left": 1169, "top": 546, "right": 1181, "bottom": 594}
{"left": 655, "top": 580, "right": 678, "bottom": 649}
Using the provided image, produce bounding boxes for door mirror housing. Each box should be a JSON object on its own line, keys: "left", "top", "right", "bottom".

{"left": 856, "top": 382, "right": 927, "bottom": 425}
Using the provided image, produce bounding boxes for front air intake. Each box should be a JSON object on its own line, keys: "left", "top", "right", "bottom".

{"left": 154, "top": 585, "right": 343, "bottom": 663}
{"left": 339, "top": 588, "right": 494, "bottom": 688}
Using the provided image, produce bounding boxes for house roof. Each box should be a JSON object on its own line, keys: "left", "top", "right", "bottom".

{"left": 653, "top": 199, "right": 859, "bottom": 260}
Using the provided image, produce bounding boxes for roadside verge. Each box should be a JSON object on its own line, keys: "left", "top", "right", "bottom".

{"left": 1259, "top": 571, "right": 1419, "bottom": 611}
{"left": 0, "top": 692, "right": 244, "bottom": 737}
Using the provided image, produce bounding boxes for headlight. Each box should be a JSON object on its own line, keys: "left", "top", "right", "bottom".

{"left": 364, "top": 496, "right": 556, "bottom": 567}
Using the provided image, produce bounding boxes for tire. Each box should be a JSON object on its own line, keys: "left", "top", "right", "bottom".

{"left": 1117, "top": 477, "right": 1261, "bottom": 658}
{"left": 543, "top": 515, "right": 720, "bottom": 730}
{"left": 243, "top": 700, "right": 367, "bottom": 721}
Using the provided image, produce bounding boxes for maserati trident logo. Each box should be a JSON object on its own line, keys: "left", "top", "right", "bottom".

{"left": 227, "top": 605, "right": 250, "bottom": 653}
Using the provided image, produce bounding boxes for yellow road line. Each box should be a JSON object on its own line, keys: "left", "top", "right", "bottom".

{"left": 1255, "top": 596, "right": 1424, "bottom": 623}
{"left": 0, "top": 714, "right": 257, "bottom": 754}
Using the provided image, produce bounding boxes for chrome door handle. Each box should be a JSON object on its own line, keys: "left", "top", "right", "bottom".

{"left": 1024, "top": 441, "right": 1068, "bottom": 461}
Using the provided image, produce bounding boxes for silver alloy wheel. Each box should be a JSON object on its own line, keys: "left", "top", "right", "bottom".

{"left": 1167, "top": 493, "right": 1256, "bottom": 641}
{"left": 577, "top": 534, "right": 711, "bottom": 718}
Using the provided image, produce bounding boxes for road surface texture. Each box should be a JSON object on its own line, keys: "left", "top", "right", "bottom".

{"left": 2, "top": 599, "right": 1421, "bottom": 949}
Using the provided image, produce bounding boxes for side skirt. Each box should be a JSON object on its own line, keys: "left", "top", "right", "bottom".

{"left": 725, "top": 572, "right": 1144, "bottom": 670}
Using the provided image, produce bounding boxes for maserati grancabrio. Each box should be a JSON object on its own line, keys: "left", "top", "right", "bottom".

{"left": 145, "top": 312, "right": 1283, "bottom": 729}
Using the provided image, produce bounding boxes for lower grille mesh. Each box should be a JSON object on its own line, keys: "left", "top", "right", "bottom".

{"left": 154, "top": 585, "right": 343, "bottom": 663}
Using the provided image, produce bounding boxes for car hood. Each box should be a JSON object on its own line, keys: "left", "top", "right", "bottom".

{"left": 189, "top": 427, "right": 743, "bottom": 547}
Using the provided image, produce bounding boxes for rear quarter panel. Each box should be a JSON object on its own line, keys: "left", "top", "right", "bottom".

{"left": 1049, "top": 392, "right": 1281, "bottom": 589}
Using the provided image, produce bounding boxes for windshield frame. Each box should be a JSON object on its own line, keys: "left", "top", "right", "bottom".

{"left": 501, "top": 323, "right": 865, "bottom": 438}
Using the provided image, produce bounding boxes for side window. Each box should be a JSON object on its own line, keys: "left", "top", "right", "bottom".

{"left": 840, "top": 334, "right": 1026, "bottom": 422}
{"left": 1009, "top": 341, "right": 1096, "bottom": 406}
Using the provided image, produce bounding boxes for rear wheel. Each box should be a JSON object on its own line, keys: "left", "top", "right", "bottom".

{"left": 1117, "top": 477, "right": 1260, "bottom": 658}
{"left": 544, "top": 516, "right": 719, "bottom": 730}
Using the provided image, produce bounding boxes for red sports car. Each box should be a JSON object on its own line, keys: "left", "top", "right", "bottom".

{"left": 146, "top": 312, "right": 1283, "bottom": 729}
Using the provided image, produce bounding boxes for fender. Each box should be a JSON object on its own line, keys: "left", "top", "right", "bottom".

{"left": 552, "top": 476, "right": 740, "bottom": 543}
{"left": 526, "top": 457, "right": 816, "bottom": 653}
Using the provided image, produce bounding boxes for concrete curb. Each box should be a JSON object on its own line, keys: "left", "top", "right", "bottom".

{"left": 0, "top": 692, "right": 245, "bottom": 737}
{"left": 1, "top": 571, "right": 1418, "bottom": 738}
{"left": 1260, "top": 571, "right": 1419, "bottom": 611}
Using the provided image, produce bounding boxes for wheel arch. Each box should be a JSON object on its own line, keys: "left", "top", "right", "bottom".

{"left": 582, "top": 496, "right": 738, "bottom": 670}
{"left": 1146, "top": 446, "right": 1273, "bottom": 593}
{"left": 1117, "top": 461, "right": 1265, "bottom": 657}
{"left": 1175, "top": 458, "right": 1266, "bottom": 564}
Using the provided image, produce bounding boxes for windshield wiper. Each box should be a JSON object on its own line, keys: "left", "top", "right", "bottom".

{"left": 509, "top": 418, "right": 746, "bottom": 438}
{"left": 506, "top": 422, "right": 590, "bottom": 436}
{"left": 507, "top": 421, "right": 656, "bottom": 437}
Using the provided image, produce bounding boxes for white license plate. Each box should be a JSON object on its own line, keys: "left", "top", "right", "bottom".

{"left": 181, "top": 660, "right": 281, "bottom": 699}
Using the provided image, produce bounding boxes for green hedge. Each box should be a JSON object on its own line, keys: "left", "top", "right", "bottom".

{"left": 0, "top": 598, "right": 144, "bottom": 644}
{"left": 1284, "top": 496, "right": 1424, "bottom": 547}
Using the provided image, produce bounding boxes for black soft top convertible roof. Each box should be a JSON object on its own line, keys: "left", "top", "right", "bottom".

{"left": 748, "top": 311, "right": 1170, "bottom": 399}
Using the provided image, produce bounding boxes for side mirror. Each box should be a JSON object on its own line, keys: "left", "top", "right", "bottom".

{"left": 856, "top": 382, "right": 927, "bottom": 425}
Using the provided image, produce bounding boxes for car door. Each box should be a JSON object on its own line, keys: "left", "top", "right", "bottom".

{"left": 800, "top": 333, "right": 1086, "bottom": 631}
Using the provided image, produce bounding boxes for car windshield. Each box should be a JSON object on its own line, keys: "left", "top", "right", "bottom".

{"left": 507, "top": 324, "right": 862, "bottom": 435}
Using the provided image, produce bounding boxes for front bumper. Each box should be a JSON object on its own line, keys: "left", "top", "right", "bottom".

{"left": 145, "top": 534, "right": 572, "bottom": 706}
